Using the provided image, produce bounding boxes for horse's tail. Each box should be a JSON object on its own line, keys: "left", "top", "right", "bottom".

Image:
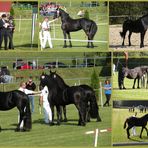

{"left": 24, "top": 96, "right": 32, "bottom": 131}
{"left": 89, "top": 21, "right": 97, "bottom": 38}
{"left": 89, "top": 94, "right": 101, "bottom": 121}
{"left": 118, "top": 66, "right": 124, "bottom": 89}
{"left": 120, "top": 19, "right": 130, "bottom": 38}
{"left": 124, "top": 118, "right": 128, "bottom": 129}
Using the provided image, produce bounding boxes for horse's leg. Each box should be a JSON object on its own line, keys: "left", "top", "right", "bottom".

{"left": 140, "top": 127, "right": 144, "bottom": 138}
{"left": 126, "top": 126, "right": 132, "bottom": 139}
{"left": 63, "top": 31, "right": 67, "bottom": 48}
{"left": 133, "top": 78, "right": 136, "bottom": 89}
{"left": 137, "top": 78, "right": 140, "bottom": 89}
{"left": 67, "top": 32, "right": 72, "bottom": 47}
{"left": 63, "top": 105, "right": 67, "bottom": 122}
{"left": 86, "top": 105, "right": 91, "bottom": 122}
{"left": 50, "top": 105, "right": 55, "bottom": 125}
{"left": 140, "top": 31, "right": 146, "bottom": 48}
{"left": 144, "top": 127, "right": 148, "bottom": 136}
{"left": 128, "top": 31, "right": 132, "bottom": 46}
{"left": 16, "top": 110, "right": 24, "bottom": 131}
{"left": 123, "top": 78, "right": 126, "bottom": 89}
{"left": 56, "top": 105, "right": 61, "bottom": 125}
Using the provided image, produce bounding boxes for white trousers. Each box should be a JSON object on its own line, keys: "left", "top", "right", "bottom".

{"left": 43, "top": 102, "right": 52, "bottom": 123}
{"left": 131, "top": 126, "right": 136, "bottom": 136}
{"left": 42, "top": 31, "right": 53, "bottom": 49}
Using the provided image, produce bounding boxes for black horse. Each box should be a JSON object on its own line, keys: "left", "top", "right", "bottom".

{"left": 49, "top": 71, "right": 101, "bottom": 122}
{"left": 124, "top": 114, "right": 148, "bottom": 139}
{"left": 54, "top": 8, "right": 97, "bottom": 48}
{"left": 118, "top": 66, "right": 148, "bottom": 89}
{"left": 120, "top": 14, "right": 148, "bottom": 48}
{"left": 39, "top": 73, "right": 88, "bottom": 126}
{"left": 0, "top": 90, "right": 32, "bottom": 132}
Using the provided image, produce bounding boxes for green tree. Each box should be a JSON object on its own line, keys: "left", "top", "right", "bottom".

{"left": 10, "top": 7, "right": 15, "bottom": 16}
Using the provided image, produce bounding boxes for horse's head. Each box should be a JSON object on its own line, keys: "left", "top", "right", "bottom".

{"left": 53, "top": 8, "right": 61, "bottom": 19}
{"left": 49, "top": 70, "right": 69, "bottom": 89}
{"left": 39, "top": 72, "right": 49, "bottom": 90}
{"left": 53, "top": 8, "right": 69, "bottom": 19}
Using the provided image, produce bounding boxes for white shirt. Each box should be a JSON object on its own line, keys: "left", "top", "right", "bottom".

{"left": 18, "top": 87, "right": 34, "bottom": 95}
{"left": 41, "top": 19, "right": 57, "bottom": 31}
{"left": 41, "top": 86, "right": 49, "bottom": 103}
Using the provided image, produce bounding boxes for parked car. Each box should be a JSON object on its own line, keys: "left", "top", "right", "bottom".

{"left": 43, "top": 62, "right": 67, "bottom": 69}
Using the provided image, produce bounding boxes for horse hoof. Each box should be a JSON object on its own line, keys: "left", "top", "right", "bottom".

{"left": 63, "top": 119, "right": 68, "bottom": 122}
{"left": 87, "top": 46, "right": 90, "bottom": 48}
{"left": 49, "top": 122, "right": 54, "bottom": 126}
{"left": 69, "top": 45, "right": 72, "bottom": 48}
{"left": 63, "top": 45, "right": 67, "bottom": 48}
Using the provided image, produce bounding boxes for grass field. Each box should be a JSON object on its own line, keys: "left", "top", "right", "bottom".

{"left": 112, "top": 72, "right": 148, "bottom": 100}
{"left": 0, "top": 95, "right": 111, "bottom": 147}
{"left": 112, "top": 108, "right": 148, "bottom": 144}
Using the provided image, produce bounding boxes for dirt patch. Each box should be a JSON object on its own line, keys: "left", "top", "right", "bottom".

{"left": 109, "top": 25, "right": 148, "bottom": 51}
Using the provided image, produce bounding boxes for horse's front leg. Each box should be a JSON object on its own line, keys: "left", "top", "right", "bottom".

{"left": 67, "top": 32, "right": 72, "bottom": 47}
{"left": 63, "top": 105, "right": 67, "bottom": 122}
{"left": 140, "top": 31, "right": 146, "bottom": 48}
{"left": 50, "top": 105, "right": 55, "bottom": 125}
{"left": 126, "top": 126, "right": 131, "bottom": 139}
{"left": 137, "top": 78, "right": 140, "bottom": 89}
{"left": 122, "top": 78, "right": 126, "bottom": 89}
{"left": 56, "top": 105, "right": 61, "bottom": 125}
{"left": 63, "top": 31, "right": 67, "bottom": 48}
{"left": 16, "top": 111, "right": 24, "bottom": 131}
{"left": 133, "top": 78, "right": 136, "bottom": 89}
{"left": 140, "top": 127, "right": 144, "bottom": 138}
{"left": 128, "top": 32, "right": 132, "bottom": 46}
{"left": 144, "top": 127, "right": 148, "bottom": 136}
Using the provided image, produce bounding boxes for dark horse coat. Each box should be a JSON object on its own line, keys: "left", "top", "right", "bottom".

{"left": 54, "top": 8, "right": 97, "bottom": 48}
{"left": 120, "top": 14, "right": 148, "bottom": 48}
{"left": 118, "top": 66, "right": 148, "bottom": 89}
{"left": 39, "top": 73, "right": 88, "bottom": 126}
{"left": 48, "top": 71, "right": 101, "bottom": 122}
{"left": 0, "top": 90, "right": 32, "bottom": 131}
{"left": 124, "top": 114, "right": 148, "bottom": 139}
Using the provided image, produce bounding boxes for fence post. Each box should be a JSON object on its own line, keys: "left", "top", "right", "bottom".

{"left": 100, "top": 81, "right": 103, "bottom": 107}
{"left": 19, "top": 15, "right": 21, "bottom": 32}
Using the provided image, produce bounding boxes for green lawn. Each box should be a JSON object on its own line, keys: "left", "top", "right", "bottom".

{"left": 0, "top": 98, "right": 111, "bottom": 147}
{"left": 112, "top": 72, "right": 148, "bottom": 100}
{"left": 112, "top": 108, "right": 148, "bottom": 144}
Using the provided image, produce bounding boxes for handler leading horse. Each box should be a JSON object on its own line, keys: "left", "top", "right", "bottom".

{"left": 53, "top": 8, "right": 97, "bottom": 48}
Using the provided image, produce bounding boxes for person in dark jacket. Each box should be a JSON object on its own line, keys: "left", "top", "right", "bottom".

{"left": 26, "top": 76, "right": 36, "bottom": 113}
{"left": 0, "top": 14, "right": 9, "bottom": 50}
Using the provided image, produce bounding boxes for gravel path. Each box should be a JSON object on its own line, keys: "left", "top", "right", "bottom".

{"left": 109, "top": 25, "right": 148, "bottom": 51}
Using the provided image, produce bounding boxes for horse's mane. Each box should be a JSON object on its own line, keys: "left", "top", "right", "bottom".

{"left": 59, "top": 8, "right": 70, "bottom": 18}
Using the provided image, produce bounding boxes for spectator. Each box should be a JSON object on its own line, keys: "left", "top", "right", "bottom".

{"left": 26, "top": 77, "right": 36, "bottom": 113}
{"left": 103, "top": 80, "right": 112, "bottom": 107}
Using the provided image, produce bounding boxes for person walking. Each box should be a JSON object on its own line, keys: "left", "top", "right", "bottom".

{"left": 103, "top": 80, "right": 112, "bottom": 107}
{"left": 0, "top": 14, "right": 9, "bottom": 50}
{"left": 131, "top": 112, "right": 137, "bottom": 136}
{"left": 26, "top": 77, "right": 36, "bottom": 113}
{"left": 39, "top": 85, "right": 53, "bottom": 125}
{"left": 41, "top": 17, "right": 57, "bottom": 49}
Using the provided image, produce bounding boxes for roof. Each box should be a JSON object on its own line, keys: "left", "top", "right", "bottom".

{"left": 0, "top": 1, "right": 12, "bottom": 12}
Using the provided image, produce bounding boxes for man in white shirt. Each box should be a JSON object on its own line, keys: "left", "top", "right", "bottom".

{"left": 39, "top": 86, "right": 52, "bottom": 125}
{"left": 41, "top": 17, "right": 57, "bottom": 49}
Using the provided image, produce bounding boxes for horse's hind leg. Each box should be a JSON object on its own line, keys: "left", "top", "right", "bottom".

{"left": 137, "top": 78, "right": 140, "bottom": 89}
{"left": 126, "top": 127, "right": 131, "bottom": 139}
{"left": 128, "top": 31, "right": 132, "bottom": 46}
{"left": 132, "top": 78, "right": 136, "bottom": 89}
{"left": 140, "top": 31, "right": 146, "bottom": 48}
{"left": 63, "top": 105, "right": 67, "bottom": 122}
{"left": 140, "top": 127, "right": 144, "bottom": 138}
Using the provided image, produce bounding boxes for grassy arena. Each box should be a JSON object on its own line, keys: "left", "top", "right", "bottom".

{"left": 112, "top": 72, "right": 148, "bottom": 100}
{"left": 0, "top": 0, "right": 108, "bottom": 52}
{"left": 112, "top": 108, "right": 148, "bottom": 144}
{"left": 0, "top": 52, "right": 111, "bottom": 147}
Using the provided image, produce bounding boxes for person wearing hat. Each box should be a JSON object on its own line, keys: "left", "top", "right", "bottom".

{"left": 0, "top": 14, "right": 9, "bottom": 50}
{"left": 41, "top": 17, "right": 57, "bottom": 49}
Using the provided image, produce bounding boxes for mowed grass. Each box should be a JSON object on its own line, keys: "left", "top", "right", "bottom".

{"left": 112, "top": 108, "right": 148, "bottom": 144}
{"left": 0, "top": 97, "right": 111, "bottom": 147}
{"left": 112, "top": 72, "right": 148, "bottom": 100}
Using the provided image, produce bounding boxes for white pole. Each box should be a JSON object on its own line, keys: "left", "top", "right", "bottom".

{"left": 94, "top": 129, "right": 99, "bottom": 147}
{"left": 53, "top": 21, "right": 56, "bottom": 38}
{"left": 19, "top": 15, "right": 21, "bottom": 32}
{"left": 100, "top": 82, "right": 103, "bottom": 107}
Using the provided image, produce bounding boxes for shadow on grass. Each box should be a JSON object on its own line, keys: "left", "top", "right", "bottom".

{"left": 14, "top": 43, "right": 38, "bottom": 48}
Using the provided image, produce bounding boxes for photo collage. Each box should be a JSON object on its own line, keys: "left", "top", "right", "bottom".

{"left": 0, "top": 0, "right": 148, "bottom": 148}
